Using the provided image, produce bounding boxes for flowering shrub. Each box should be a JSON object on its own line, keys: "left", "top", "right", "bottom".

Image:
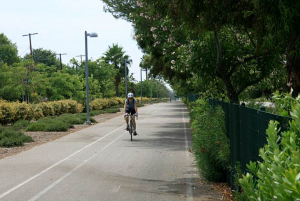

{"left": 190, "top": 99, "right": 230, "bottom": 182}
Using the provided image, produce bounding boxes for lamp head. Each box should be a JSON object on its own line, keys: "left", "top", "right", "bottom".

{"left": 89, "top": 32, "right": 98, "bottom": 37}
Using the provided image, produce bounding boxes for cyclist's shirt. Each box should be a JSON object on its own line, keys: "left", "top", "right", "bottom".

{"left": 125, "top": 99, "right": 137, "bottom": 110}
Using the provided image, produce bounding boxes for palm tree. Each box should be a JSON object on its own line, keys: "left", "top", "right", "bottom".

{"left": 103, "top": 44, "right": 131, "bottom": 97}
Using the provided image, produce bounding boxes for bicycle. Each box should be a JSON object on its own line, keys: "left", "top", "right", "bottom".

{"left": 124, "top": 113, "right": 138, "bottom": 141}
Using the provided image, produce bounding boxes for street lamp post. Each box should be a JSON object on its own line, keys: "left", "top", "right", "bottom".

{"left": 140, "top": 68, "right": 143, "bottom": 105}
{"left": 84, "top": 31, "right": 98, "bottom": 125}
{"left": 157, "top": 79, "right": 159, "bottom": 99}
{"left": 150, "top": 76, "right": 153, "bottom": 104}
{"left": 125, "top": 59, "right": 132, "bottom": 98}
{"left": 140, "top": 68, "right": 147, "bottom": 105}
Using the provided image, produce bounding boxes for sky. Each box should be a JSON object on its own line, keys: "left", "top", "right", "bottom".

{"left": 0, "top": 0, "right": 147, "bottom": 81}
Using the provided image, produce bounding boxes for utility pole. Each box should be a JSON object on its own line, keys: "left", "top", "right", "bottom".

{"left": 22, "top": 33, "right": 38, "bottom": 104}
{"left": 56, "top": 53, "right": 67, "bottom": 70}
{"left": 22, "top": 33, "right": 38, "bottom": 60}
{"left": 76, "top": 55, "right": 85, "bottom": 63}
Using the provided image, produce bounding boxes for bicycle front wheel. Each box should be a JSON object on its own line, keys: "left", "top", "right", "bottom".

{"left": 130, "top": 119, "right": 133, "bottom": 141}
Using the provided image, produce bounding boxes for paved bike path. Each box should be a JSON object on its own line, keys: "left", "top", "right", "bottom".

{"left": 0, "top": 102, "right": 221, "bottom": 201}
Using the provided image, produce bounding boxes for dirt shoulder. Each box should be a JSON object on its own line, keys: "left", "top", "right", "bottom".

{"left": 0, "top": 110, "right": 124, "bottom": 160}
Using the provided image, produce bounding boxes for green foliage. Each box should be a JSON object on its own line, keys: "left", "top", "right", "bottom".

{"left": 0, "top": 129, "right": 33, "bottom": 147}
{"left": 26, "top": 118, "right": 69, "bottom": 132}
{"left": 11, "top": 120, "right": 30, "bottom": 131}
{"left": 0, "top": 100, "right": 83, "bottom": 125}
{"left": 0, "top": 63, "right": 25, "bottom": 101}
{"left": 24, "top": 48, "right": 60, "bottom": 68}
{"left": 239, "top": 104, "right": 300, "bottom": 200}
{"left": 190, "top": 99, "right": 230, "bottom": 182}
{"left": 0, "top": 33, "right": 20, "bottom": 65}
{"left": 103, "top": 44, "right": 131, "bottom": 97}
{"left": 102, "top": 0, "right": 293, "bottom": 102}
{"left": 272, "top": 90, "right": 300, "bottom": 116}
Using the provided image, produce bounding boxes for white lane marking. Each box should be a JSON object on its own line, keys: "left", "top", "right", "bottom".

{"left": 182, "top": 106, "right": 194, "bottom": 201}
{"left": 0, "top": 107, "right": 155, "bottom": 199}
{"left": 28, "top": 131, "right": 128, "bottom": 201}
{"left": 0, "top": 125, "right": 125, "bottom": 199}
{"left": 30, "top": 117, "right": 150, "bottom": 200}
{"left": 146, "top": 109, "right": 153, "bottom": 114}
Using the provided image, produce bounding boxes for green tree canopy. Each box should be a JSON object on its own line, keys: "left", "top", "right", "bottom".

{"left": 103, "top": 44, "right": 131, "bottom": 97}
{"left": 0, "top": 33, "right": 20, "bottom": 65}
{"left": 24, "top": 48, "right": 60, "bottom": 69}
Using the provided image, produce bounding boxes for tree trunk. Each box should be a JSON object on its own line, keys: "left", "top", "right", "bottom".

{"left": 286, "top": 35, "right": 300, "bottom": 97}
{"left": 214, "top": 30, "right": 240, "bottom": 104}
{"left": 115, "top": 82, "right": 119, "bottom": 97}
{"left": 114, "top": 75, "right": 121, "bottom": 97}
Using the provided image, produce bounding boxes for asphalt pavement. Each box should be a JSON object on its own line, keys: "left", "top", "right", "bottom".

{"left": 0, "top": 102, "right": 221, "bottom": 201}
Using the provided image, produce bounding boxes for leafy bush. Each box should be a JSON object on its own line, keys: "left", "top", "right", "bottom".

{"left": 0, "top": 129, "right": 33, "bottom": 147}
{"left": 56, "top": 114, "right": 85, "bottom": 125}
{"left": 26, "top": 119, "right": 69, "bottom": 132}
{"left": 239, "top": 104, "right": 300, "bottom": 200}
{"left": 90, "top": 98, "right": 111, "bottom": 110}
{"left": 272, "top": 90, "right": 299, "bottom": 116}
{"left": 75, "top": 113, "right": 96, "bottom": 123}
{"left": 190, "top": 99, "right": 230, "bottom": 182}
{"left": 11, "top": 120, "right": 30, "bottom": 131}
{"left": 0, "top": 100, "right": 83, "bottom": 125}
{"left": 0, "top": 100, "right": 16, "bottom": 124}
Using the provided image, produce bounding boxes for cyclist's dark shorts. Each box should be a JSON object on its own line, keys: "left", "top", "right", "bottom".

{"left": 126, "top": 108, "right": 136, "bottom": 115}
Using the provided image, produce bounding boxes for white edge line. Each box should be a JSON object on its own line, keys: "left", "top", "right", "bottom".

{"left": 182, "top": 106, "right": 194, "bottom": 201}
{"left": 0, "top": 124, "right": 125, "bottom": 199}
{"left": 28, "top": 131, "right": 128, "bottom": 201}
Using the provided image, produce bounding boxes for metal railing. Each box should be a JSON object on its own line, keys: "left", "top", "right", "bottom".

{"left": 209, "top": 99, "right": 292, "bottom": 188}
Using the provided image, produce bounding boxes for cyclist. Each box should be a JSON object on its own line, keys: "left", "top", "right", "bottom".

{"left": 124, "top": 93, "right": 138, "bottom": 136}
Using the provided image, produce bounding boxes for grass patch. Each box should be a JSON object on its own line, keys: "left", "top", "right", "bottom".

{"left": 0, "top": 129, "right": 33, "bottom": 147}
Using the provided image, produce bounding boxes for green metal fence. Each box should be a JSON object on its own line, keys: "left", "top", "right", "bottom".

{"left": 187, "top": 94, "right": 200, "bottom": 102}
{"left": 209, "top": 99, "right": 292, "bottom": 188}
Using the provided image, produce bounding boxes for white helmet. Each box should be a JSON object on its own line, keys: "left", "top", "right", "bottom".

{"left": 128, "top": 93, "right": 134, "bottom": 98}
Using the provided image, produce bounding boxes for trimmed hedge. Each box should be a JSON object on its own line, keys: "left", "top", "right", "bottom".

{"left": 90, "top": 97, "right": 159, "bottom": 110}
{"left": 0, "top": 97, "right": 166, "bottom": 125}
{"left": 0, "top": 100, "right": 83, "bottom": 125}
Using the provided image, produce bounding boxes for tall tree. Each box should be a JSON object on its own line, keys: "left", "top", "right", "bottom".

{"left": 103, "top": 44, "right": 131, "bottom": 97}
{"left": 102, "top": 0, "right": 285, "bottom": 103}
{"left": 0, "top": 33, "right": 20, "bottom": 65}
{"left": 24, "top": 48, "right": 60, "bottom": 69}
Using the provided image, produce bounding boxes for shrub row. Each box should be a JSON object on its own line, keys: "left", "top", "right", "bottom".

{"left": 0, "top": 100, "right": 83, "bottom": 125}
{"left": 90, "top": 97, "right": 161, "bottom": 110}
{"left": 90, "top": 97, "right": 124, "bottom": 110}
{"left": 189, "top": 99, "right": 230, "bottom": 182}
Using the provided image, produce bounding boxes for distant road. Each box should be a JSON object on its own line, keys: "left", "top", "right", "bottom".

{"left": 0, "top": 102, "right": 221, "bottom": 201}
